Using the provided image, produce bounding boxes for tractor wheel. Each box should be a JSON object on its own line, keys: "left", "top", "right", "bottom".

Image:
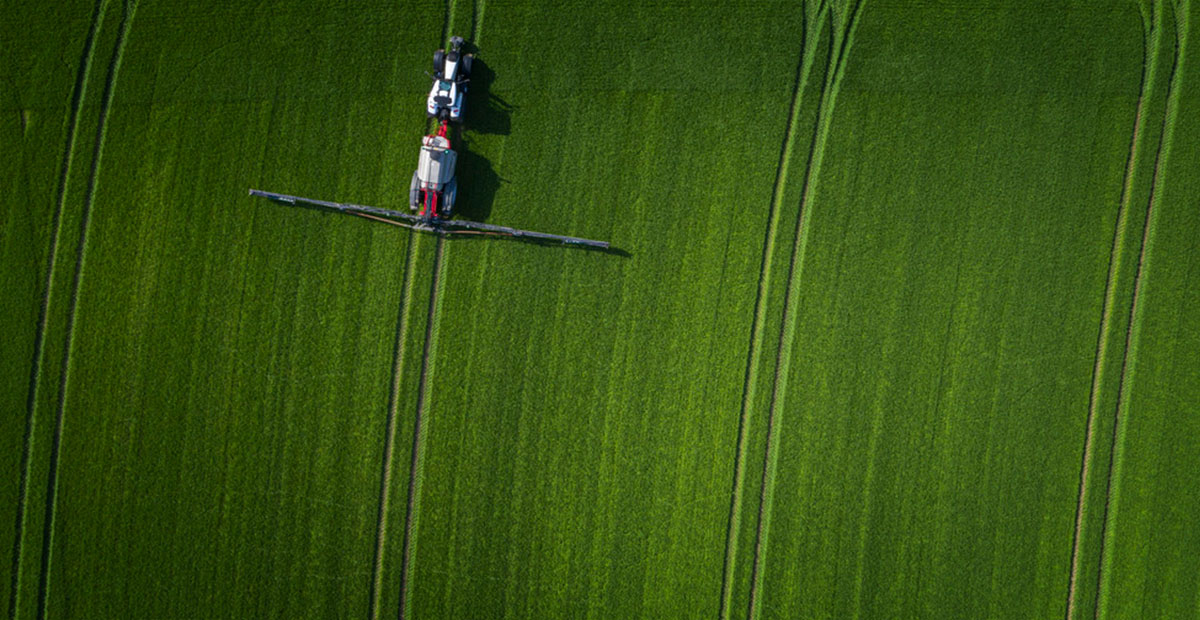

{"left": 443, "top": 177, "right": 457, "bottom": 216}
{"left": 408, "top": 171, "right": 421, "bottom": 211}
{"left": 433, "top": 50, "right": 445, "bottom": 76}
{"left": 461, "top": 54, "right": 473, "bottom": 78}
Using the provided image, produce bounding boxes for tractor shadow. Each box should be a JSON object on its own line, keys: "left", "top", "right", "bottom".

{"left": 448, "top": 53, "right": 509, "bottom": 223}
{"left": 463, "top": 57, "right": 513, "bottom": 137}
{"left": 450, "top": 138, "right": 500, "bottom": 223}
{"left": 449, "top": 140, "right": 629, "bottom": 257}
{"left": 448, "top": 47, "right": 628, "bottom": 257}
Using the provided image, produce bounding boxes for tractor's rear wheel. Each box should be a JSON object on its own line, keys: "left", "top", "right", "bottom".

{"left": 433, "top": 49, "right": 445, "bottom": 76}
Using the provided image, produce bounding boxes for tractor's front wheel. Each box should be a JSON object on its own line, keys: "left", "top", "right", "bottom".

{"left": 433, "top": 49, "right": 446, "bottom": 76}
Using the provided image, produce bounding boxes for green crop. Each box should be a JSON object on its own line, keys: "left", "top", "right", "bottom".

{"left": 2, "top": 0, "right": 1196, "bottom": 618}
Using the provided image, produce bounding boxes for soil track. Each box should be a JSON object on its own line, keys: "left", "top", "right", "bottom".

{"left": 368, "top": 236, "right": 419, "bottom": 620}
{"left": 1063, "top": 15, "right": 1151, "bottom": 619}
{"left": 36, "top": 1, "right": 138, "bottom": 615}
{"left": 744, "top": 3, "right": 866, "bottom": 618}
{"left": 9, "top": 1, "right": 105, "bottom": 615}
{"left": 397, "top": 236, "right": 446, "bottom": 620}
{"left": 718, "top": 14, "right": 816, "bottom": 620}
{"left": 1090, "top": 5, "right": 1183, "bottom": 615}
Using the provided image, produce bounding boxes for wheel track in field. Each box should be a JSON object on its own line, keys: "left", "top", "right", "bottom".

{"left": 717, "top": 2, "right": 825, "bottom": 618}
{"left": 34, "top": 2, "right": 138, "bottom": 617}
{"left": 1063, "top": 6, "right": 1153, "bottom": 619}
{"left": 744, "top": 2, "right": 868, "bottom": 619}
{"left": 368, "top": 236, "right": 419, "bottom": 620}
{"left": 8, "top": 2, "right": 106, "bottom": 616}
{"left": 367, "top": 9, "right": 454, "bottom": 614}
{"left": 1091, "top": 2, "right": 1185, "bottom": 617}
{"left": 395, "top": 5, "right": 477, "bottom": 617}
{"left": 397, "top": 236, "right": 446, "bottom": 620}
{"left": 470, "top": 0, "right": 486, "bottom": 49}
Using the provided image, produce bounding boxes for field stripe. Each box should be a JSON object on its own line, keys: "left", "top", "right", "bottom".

{"left": 441, "top": 0, "right": 454, "bottom": 46}
{"left": 718, "top": 4, "right": 823, "bottom": 618}
{"left": 393, "top": 8, "right": 478, "bottom": 615}
{"left": 471, "top": 0, "right": 486, "bottom": 45}
{"left": 34, "top": 2, "right": 137, "bottom": 617}
{"left": 1093, "top": 3, "right": 1184, "bottom": 618}
{"left": 746, "top": 3, "right": 867, "bottom": 619}
{"left": 369, "top": 237, "right": 419, "bottom": 620}
{"left": 7, "top": 2, "right": 106, "bottom": 617}
{"left": 397, "top": 237, "right": 447, "bottom": 620}
{"left": 1063, "top": 10, "right": 1152, "bottom": 620}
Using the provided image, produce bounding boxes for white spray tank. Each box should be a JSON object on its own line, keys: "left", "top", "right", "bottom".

{"left": 409, "top": 134, "right": 458, "bottom": 215}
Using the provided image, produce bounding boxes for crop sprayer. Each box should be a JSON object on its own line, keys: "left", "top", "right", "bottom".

{"left": 249, "top": 37, "right": 609, "bottom": 250}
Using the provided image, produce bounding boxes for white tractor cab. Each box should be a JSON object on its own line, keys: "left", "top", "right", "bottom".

{"left": 409, "top": 133, "right": 457, "bottom": 217}
{"left": 426, "top": 36, "right": 472, "bottom": 122}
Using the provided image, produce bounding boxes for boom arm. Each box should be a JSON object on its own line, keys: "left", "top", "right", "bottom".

{"left": 248, "top": 188, "right": 610, "bottom": 249}
{"left": 248, "top": 188, "right": 427, "bottom": 226}
{"left": 439, "top": 218, "right": 609, "bottom": 249}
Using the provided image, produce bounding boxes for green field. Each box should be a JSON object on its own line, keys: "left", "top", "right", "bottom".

{"left": 3, "top": 0, "right": 1198, "bottom": 618}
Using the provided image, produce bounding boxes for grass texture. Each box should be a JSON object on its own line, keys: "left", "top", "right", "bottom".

{"left": 1, "top": 0, "right": 1197, "bottom": 618}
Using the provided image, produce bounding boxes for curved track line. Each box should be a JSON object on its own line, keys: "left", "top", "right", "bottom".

{"left": 397, "top": 236, "right": 446, "bottom": 620}
{"left": 1063, "top": 12, "right": 1151, "bottom": 620}
{"left": 369, "top": 237, "right": 419, "bottom": 620}
{"left": 471, "top": 0, "right": 486, "bottom": 47}
{"left": 8, "top": 2, "right": 106, "bottom": 617}
{"left": 35, "top": 2, "right": 137, "bottom": 617}
{"left": 1093, "top": 2, "right": 1184, "bottom": 617}
{"left": 395, "top": 10, "right": 479, "bottom": 615}
{"left": 746, "top": 2, "right": 867, "bottom": 618}
{"left": 718, "top": 5, "right": 821, "bottom": 618}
